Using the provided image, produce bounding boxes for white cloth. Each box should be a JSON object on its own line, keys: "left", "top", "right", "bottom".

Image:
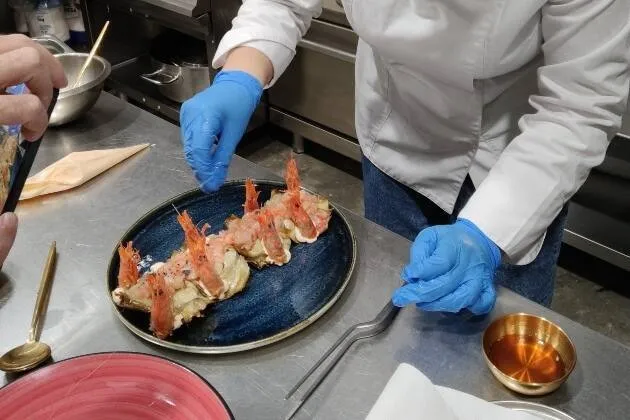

{"left": 366, "top": 364, "right": 539, "bottom": 420}
{"left": 213, "top": 0, "right": 630, "bottom": 264}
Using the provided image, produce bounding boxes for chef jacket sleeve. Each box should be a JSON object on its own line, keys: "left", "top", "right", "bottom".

{"left": 212, "top": 0, "right": 322, "bottom": 87}
{"left": 458, "top": 0, "right": 630, "bottom": 264}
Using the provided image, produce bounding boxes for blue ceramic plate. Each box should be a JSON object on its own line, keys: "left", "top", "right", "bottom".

{"left": 107, "top": 180, "right": 356, "bottom": 354}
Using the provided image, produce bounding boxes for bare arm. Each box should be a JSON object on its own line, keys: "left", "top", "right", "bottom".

{"left": 222, "top": 46, "right": 274, "bottom": 86}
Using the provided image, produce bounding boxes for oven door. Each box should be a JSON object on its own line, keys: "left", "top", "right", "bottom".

{"left": 320, "top": 0, "right": 351, "bottom": 27}
{"left": 268, "top": 18, "right": 359, "bottom": 160}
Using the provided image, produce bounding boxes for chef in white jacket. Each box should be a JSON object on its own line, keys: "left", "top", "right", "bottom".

{"left": 179, "top": 0, "right": 630, "bottom": 314}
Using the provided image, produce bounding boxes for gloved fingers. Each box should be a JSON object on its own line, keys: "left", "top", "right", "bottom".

{"left": 204, "top": 120, "right": 246, "bottom": 192}
{"left": 213, "top": 121, "right": 244, "bottom": 169}
{"left": 415, "top": 275, "right": 483, "bottom": 313}
{"left": 181, "top": 112, "right": 224, "bottom": 192}
{"left": 467, "top": 284, "right": 496, "bottom": 315}
{"left": 403, "top": 233, "right": 458, "bottom": 282}
{"left": 409, "top": 227, "right": 438, "bottom": 263}
{"left": 392, "top": 269, "right": 462, "bottom": 307}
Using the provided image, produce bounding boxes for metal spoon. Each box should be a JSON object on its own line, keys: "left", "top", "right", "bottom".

{"left": 0, "top": 242, "right": 57, "bottom": 373}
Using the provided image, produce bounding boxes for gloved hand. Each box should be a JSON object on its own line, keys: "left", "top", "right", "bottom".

{"left": 180, "top": 70, "right": 263, "bottom": 192}
{"left": 392, "top": 219, "right": 501, "bottom": 315}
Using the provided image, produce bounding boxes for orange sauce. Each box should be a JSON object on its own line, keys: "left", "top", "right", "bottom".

{"left": 488, "top": 334, "right": 566, "bottom": 383}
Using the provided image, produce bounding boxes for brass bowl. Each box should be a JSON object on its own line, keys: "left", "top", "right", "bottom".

{"left": 482, "top": 313, "right": 577, "bottom": 396}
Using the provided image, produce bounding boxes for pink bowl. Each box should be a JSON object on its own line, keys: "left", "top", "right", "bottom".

{"left": 0, "top": 352, "right": 233, "bottom": 420}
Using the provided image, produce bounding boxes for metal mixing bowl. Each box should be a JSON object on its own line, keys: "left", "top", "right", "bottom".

{"left": 50, "top": 53, "right": 111, "bottom": 126}
{"left": 482, "top": 313, "right": 577, "bottom": 396}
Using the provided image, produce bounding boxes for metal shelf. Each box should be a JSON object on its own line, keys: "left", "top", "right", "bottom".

{"left": 88, "top": 0, "right": 211, "bottom": 36}
{"left": 269, "top": 107, "right": 361, "bottom": 162}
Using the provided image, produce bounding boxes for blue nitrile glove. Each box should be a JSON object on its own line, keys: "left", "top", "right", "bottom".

{"left": 392, "top": 219, "right": 501, "bottom": 315}
{"left": 180, "top": 70, "right": 263, "bottom": 192}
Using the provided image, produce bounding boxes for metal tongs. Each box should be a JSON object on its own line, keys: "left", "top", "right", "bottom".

{"left": 285, "top": 301, "right": 401, "bottom": 419}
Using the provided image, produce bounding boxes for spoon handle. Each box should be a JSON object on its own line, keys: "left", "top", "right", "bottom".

{"left": 28, "top": 242, "right": 57, "bottom": 343}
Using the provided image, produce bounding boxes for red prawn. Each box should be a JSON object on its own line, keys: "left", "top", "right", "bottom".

{"left": 148, "top": 272, "right": 174, "bottom": 339}
{"left": 285, "top": 156, "right": 301, "bottom": 193}
{"left": 177, "top": 210, "right": 224, "bottom": 297}
{"left": 257, "top": 209, "right": 288, "bottom": 264}
{"left": 244, "top": 178, "right": 260, "bottom": 214}
{"left": 288, "top": 193, "right": 317, "bottom": 239}
{"left": 118, "top": 242, "right": 140, "bottom": 288}
{"left": 284, "top": 157, "right": 317, "bottom": 239}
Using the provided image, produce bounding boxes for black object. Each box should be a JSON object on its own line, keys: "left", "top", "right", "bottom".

{"left": 2, "top": 88, "right": 59, "bottom": 214}
{"left": 150, "top": 29, "right": 208, "bottom": 66}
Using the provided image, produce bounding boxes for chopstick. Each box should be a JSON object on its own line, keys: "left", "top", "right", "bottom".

{"left": 284, "top": 301, "right": 400, "bottom": 420}
{"left": 72, "top": 20, "right": 110, "bottom": 89}
{"left": 2, "top": 88, "right": 59, "bottom": 214}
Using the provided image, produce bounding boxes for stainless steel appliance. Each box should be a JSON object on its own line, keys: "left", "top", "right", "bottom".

{"left": 80, "top": 0, "right": 262, "bottom": 130}
{"left": 267, "top": 0, "right": 360, "bottom": 160}
{"left": 565, "top": 134, "right": 630, "bottom": 271}
{"left": 140, "top": 30, "right": 211, "bottom": 103}
{"left": 79, "top": 0, "right": 214, "bottom": 122}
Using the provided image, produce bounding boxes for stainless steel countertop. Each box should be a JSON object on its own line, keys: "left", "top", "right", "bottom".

{"left": 1, "top": 93, "right": 629, "bottom": 419}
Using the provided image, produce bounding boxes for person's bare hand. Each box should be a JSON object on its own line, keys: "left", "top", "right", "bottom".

{"left": 0, "top": 34, "right": 67, "bottom": 140}
{"left": 0, "top": 213, "right": 17, "bottom": 266}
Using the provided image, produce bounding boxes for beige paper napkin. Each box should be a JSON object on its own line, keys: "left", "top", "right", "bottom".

{"left": 20, "top": 143, "right": 150, "bottom": 200}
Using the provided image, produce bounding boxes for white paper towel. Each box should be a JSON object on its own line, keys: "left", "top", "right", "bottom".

{"left": 366, "top": 364, "right": 540, "bottom": 420}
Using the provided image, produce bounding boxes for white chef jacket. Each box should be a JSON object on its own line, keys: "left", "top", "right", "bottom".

{"left": 213, "top": 0, "right": 630, "bottom": 264}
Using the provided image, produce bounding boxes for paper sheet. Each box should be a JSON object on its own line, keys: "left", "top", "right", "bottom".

{"left": 20, "top": 143, "right": 150, "bottom": 200}
{"left": 366, "top": 364, "right": 540, "bottom": 420}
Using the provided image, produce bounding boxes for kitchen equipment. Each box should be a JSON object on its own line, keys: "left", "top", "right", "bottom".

{"left": 32, "top": 34, "right": 74, "bottom": 55}
{"left": 493, "top": 401, "right": 576, "bottom": 420}
{"left": 482, "top": 313, "right": 577, "bottom": 396}
{"left": 72, "top": 20, "right": 109, "bottom": 89}
{"left": 107, "top": 180, "right": 356, "bottom": 354}
{"left": 0, "top": 352, "right": 234, "bottom": 420}
{"left": 268, "top": 19, "right": 360, "bottom": 160}
{"left": 50, "top": 52, "right": 111, "bottom": 126}
{"left": 285, "top": 301, "right": 400, "bottom": 420}
{"left": 0, "top": 242, "right": 57, "bottom": 373}
{"left": 141, "top": 30, "right": 212, "bottom": 103}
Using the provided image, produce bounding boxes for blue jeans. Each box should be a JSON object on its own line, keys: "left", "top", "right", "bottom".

{"left": 362, "top": 156, "right": 567, "bottom": 307}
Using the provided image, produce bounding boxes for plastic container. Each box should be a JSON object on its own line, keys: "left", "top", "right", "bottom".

{"left": 63, "top": 0, "right": 87, "bottom": 48}
{"left": 9, "top": 0, "right": 34, "bottom": 34}
{"left": 26, "top": 0, "right": 70, "bottom": 42}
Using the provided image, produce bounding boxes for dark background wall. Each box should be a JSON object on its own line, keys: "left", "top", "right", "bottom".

{"left": 1, "top": 0, "right": 17, "bottom": 33}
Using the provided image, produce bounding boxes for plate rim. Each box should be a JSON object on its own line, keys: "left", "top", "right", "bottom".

{"left": 106, "top": 179, "right": 357, "bottom": 354}
{"left": 0, "top": 351, "right": 235, "bottom": 419}
{"left": 492, "top": 400, "right": 576, "bottom": 420}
